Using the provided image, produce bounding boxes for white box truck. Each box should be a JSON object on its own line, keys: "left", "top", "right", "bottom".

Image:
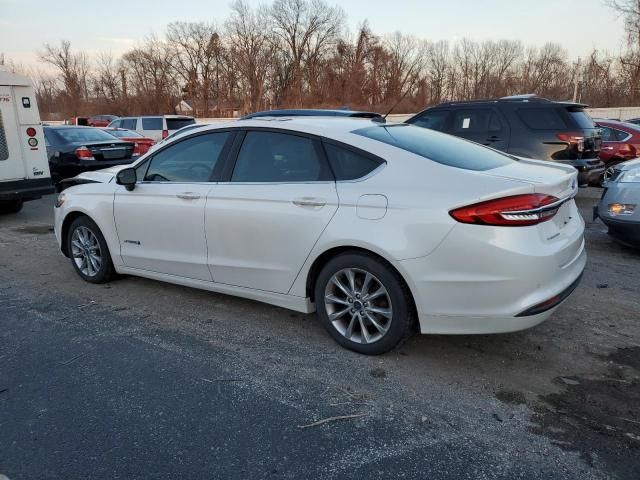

{"left": 0, "top": 71, "right": 54, "bottom": 213}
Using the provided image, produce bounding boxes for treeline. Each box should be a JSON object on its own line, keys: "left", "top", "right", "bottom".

{"left": 11, "top": 0, "right": 640, "bottom": 118}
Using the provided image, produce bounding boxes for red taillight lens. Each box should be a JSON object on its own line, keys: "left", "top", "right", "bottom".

{"left": 162, "top": 129, "right": 168, "bottom": 139}
{"left": 26, "top": 127, "right": 37, "bottom": 137}
{"left": 556, "top": 132, "right": 585, "bottom": 152}
{"left": 74, "top": 146, "right": 95, "bottom": 160}
{"left": 132, "top": 142, "right": 141, "bottom": 156}
{"left": 450, "top": 194, "right": 561, "bottom": 227}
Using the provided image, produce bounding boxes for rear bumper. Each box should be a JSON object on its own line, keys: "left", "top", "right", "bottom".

{"left": 0, "top": 178, "right": 55, "bottom": 201}
{"left": 395, "top": 204, "right": 586, "bottom": 335}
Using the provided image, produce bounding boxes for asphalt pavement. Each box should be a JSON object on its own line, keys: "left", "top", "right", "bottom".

{"left": 0, "top": 191, "right": 639, "bottom": 479}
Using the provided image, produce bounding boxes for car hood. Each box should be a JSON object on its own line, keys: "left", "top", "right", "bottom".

{"left": 71, "top": 165, "right": 130, "bottom": 183}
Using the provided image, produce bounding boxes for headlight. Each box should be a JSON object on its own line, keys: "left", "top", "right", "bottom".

{"left": 608, "top": 203, "right": 636, "bottom": 216}
{"left": 620, "top": 169, "right": 640, "bottom": 183}
{"left": 55, "top": 192, "right": 66, "bottom": 208}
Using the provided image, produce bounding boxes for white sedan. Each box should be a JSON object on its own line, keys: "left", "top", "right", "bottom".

{"left": 54, "top": 117, "right": 586, "bottom": 354}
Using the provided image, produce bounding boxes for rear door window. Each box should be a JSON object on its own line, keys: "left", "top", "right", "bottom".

{"left": 353, "top": 124, "right": 513, "bottom": 171}
{"left": 408, "top": 110, "right": 451, "bottom": 132}
{"left": 451, "top": 109, "right": 500, "bottom": 134}
{"left": 122, "top": 119, "right": 138, "bottom": 130}
{"left": 600, "top": 126, "right": 629, "bottom": 142}
{"left": 167, "top": 118, "right": 196, "bottom": 131}
{"left": 231, "top": 131, "right": 332, "bottom": 182}
{"left": 142, "top": 117, "right": 163, "bottom": 131}
{"left": 323, "top": 142, "right": 383, "bottom": 180}
{"left": 517, "top": 108, "right": 567, "bottom": 130}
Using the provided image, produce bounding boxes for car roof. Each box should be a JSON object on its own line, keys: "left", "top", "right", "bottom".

{"left": 189, "top": 116, "right": 396, "bottom": 137}
{"left": 241, "top": 109, "right": 382, "bottom": 120}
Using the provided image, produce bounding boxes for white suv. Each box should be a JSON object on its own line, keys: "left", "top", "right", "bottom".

{"left": 107, "top": 115, "right": 195, "bottom": 142}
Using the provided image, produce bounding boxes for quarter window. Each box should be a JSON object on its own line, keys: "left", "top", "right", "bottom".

{"left": 144, "top": 132, "right": 230, "bottom": 182}
{"left": 600, "top": 126, "right": 629, "bottom": 142}
{"left": 231, "top": 131, "right": 331, "bottom": 182}
{"left": 324, "top": 142, "right": 382, "bottom": 180}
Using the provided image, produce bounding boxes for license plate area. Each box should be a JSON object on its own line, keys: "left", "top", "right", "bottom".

{"left": 100, "top": 148, "right": 127, "bottom": 160}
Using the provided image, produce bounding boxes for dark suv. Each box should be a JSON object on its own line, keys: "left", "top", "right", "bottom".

{"left": 406, "top": 95, "right": 604, "bottom": 186}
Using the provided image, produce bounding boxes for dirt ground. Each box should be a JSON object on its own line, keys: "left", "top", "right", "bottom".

{"left": 0, "top": 188, "right": 638, "bottom": 479}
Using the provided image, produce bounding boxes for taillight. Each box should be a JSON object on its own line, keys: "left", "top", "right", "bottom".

{"left": 132, "top": 142, "right": 141, "bottom": 156}
{"left": 557, "top": 132, "right": 585, "bottom": 152}
{"left": 75, "top": 146, "right": 95, "bottom": 160}
{"left": 162, "top": 129, "right": 168, "bottom": 139}
{"left": 450, "top": 194, "right": 561, "bottom": 227}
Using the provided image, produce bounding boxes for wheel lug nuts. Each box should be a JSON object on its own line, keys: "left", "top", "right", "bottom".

{"left": 348, "top": 298, "right": 353, "bottom": 303}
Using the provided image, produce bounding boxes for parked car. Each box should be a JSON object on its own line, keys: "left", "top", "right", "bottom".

{"left": 100, "top": 127, "right": 155, "bottom": 156}
{"left": 107, "top": 115, "right": 196, "bottom": 142}
{"left": 242, "top": 109, "right": 383, "bottom": 120}
{"left": 0, "top": 71, "right": 54, "bottom": 214}
{"left": 624, "top": 117, "right": 640, "bottom": 126}
{"left": 65, "top": 116, "right": 89, "bottom": 126}
{"left": 88, "top": 115, "right": 118, "bottom": 127}
{"left": 53, "top": 118, "right": 585, "bottom": 354}
{"left": 595, "top": 119, "right": 640, "bottom": 180}
{"left": 596, "top": 159, "right": 640, "bottom": 248}
{"left": 406, "top": 95, "right": 604, "bottom": 187}
{"left": 43, "top": 126, "right": 135, "bottom": 187}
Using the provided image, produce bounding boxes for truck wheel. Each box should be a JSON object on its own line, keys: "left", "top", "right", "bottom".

{"left": 0, "top": 200, "right": 24, "bottom": 214}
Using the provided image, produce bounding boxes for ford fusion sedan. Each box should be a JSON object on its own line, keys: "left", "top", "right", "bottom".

{"left": 53, "top": 118, "right": 586, "bottom": 354}
{"left": 596, "top": 159, "right": 640, "bottom": 248}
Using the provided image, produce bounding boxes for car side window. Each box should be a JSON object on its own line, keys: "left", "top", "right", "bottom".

{"left": 144, "top": 132, "right": 230, "bottom": 182}
{"left": 110, "top": 119, "right": 121, "bottom": 128}
{"left": 323, "top": 142, "right": 383, "bottom": 180}
{"left": 612, "top": 128, "right": 629, "bottom": 141}
{"left": 231, "top": 131, "right": 331, "bottom": 182}
{"left": 135, "top": 158, "right": 150, "bottom": 182}
{"left": 600, "top": 127, "right": 614, "bottom": 142}
{"left": 122, "top": 119, "right": 137, "bottom": 130}
{"left": 409, "top": 110, "right": 451, "bottom": 132}
{"left": 452, "top": 109, "right": 500, "bottom": 134}
{"left": 142, "top": 117, "right": 163, "bottom": 130}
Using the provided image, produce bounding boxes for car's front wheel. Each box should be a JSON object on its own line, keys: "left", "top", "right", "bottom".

{"left": 314, "top": 252, "right": 415, "bottom": 355}
{"left": 67, "top": 216, "right": 115, "bottom": 284}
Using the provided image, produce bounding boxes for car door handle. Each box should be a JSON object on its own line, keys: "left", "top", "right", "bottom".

{"left": 601, "top": 146, "right": 614, "bottom": 151}
{"left": 292, "top": 197, "right": 326, "bottom": 208}
{"left": 486, "top": 136, "right": 501, "bottom": 142}
{"left": 176, "top": 192, "right": 201, "bottom": 200}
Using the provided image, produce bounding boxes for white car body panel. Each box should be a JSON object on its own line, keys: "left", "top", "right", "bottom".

{"left": 54, "top": 118, "right": 586, "bottom": 336}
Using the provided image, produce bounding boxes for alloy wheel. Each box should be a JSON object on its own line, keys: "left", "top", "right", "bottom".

{"left": 324, "top": 268, "right": 393, "bottom": 344}
{"left": 71, "top": 226, "right": 102, "bottom": 277}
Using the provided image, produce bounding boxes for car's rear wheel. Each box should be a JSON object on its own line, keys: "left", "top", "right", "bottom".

{"left": 67, "top": 216, "right": 115, "bottom": 284}
{"left": 314, "top": 252, "right": 415, "bottom": 355}
{"left": 0, "top": 200, "right": 24, "bottom": 214}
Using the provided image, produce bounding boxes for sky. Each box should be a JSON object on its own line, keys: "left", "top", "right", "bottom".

{"left": 0, "top": 0, "right": 628, "bottom": 69}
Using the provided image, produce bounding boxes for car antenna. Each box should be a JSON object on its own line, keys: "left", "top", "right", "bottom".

{"left": 376, "top": 88, "right": 411, "bottom": 123}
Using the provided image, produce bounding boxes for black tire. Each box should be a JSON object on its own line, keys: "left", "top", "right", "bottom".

{"left": 66, "top": 216, "right": 115, "bottom": 284}
{"left": 0, "top": 200, "right": 24, "bottom": 214}
{"left": 314, "top": 252, "right": 416, "bottom": 355}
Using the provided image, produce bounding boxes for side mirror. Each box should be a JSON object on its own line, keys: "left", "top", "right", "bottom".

{"left": 116, "top": 167, "right": 137, "bottom": 191}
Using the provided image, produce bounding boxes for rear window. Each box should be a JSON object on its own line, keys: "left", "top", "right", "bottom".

{"left": 353, "top": 124, "right": 513, "bottom": 171}
{"left": 567, "top": 108, "right": 596, "bottom": 129}
{"left": 167, "top": 118, "right": 196, "bottom": 131}
{"left": 517, "top": 108, "right": 567, "bottom": 130}
{"left": 142, "top": 117, "right": 163, "bottom": 130}
{"left": 50, "top": 128, "right": 120, "bottom": 143}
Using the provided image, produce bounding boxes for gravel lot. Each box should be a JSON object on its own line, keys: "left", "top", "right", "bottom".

{"left": 0, "top": 189, "right": 639, "bottom": 479}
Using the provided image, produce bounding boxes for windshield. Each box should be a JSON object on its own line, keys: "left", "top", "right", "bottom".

{"left": 353, "top": 124, "right": 514, "bottom": 171}
{"left": 51, "top": 128, "right": 122, "bottom": 143}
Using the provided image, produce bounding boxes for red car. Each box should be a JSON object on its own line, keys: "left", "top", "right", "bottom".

{"left": 595, "top": 120, "right": 640, "bottom": 177}
{"left": 100, "top": 128, "right": 155, "bottom": 156}
{"left": 89, "top": 115, "right": 119, "bottom": 127}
